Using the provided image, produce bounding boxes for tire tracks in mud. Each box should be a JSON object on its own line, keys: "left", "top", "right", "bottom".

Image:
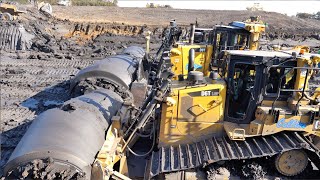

{"left": 0, "top": 57, "right": 95, "bottom": 175}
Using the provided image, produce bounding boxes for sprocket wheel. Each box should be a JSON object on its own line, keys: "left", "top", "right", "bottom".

{"left": 275, "top": 149, "right": 308, "bottom": 176}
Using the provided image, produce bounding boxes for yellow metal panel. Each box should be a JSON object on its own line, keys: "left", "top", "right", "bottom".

{"left": 261, "top": 100, "right": 288, "bottom": 107}
{"left": 159, "top": 82, "right": 227, "bottom": 147}
{"left": 181, "top": 45, "right": 204, "bottom": 76}
{"left": 177, "top": 84, "right": 225, "bottom": 123}
{"left": 203, "top": 45, "right": 213, "bottom": 76}
{"left": 170, "top": 44, "right": 213, "bottom": 80}
{"left": 96, "top": 118, "right": 122, "bottom": 170}
{"left": 262, "top": 115, "right": 312, "bottom": 135}
{"left": 119, "top": 156, "right": 129, "bottom": 176}
{"left": 159, "top": 121, "right": 224, "bottom": 147}
{"left": 170, "top": 47, "right": 183, "bottom": 79}
{"left": 159, "top": 95, "right": 179, "bottom": 146}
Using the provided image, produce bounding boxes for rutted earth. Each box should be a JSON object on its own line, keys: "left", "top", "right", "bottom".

{"left": 0, "top": 4, "right": 320, "bottom": 179}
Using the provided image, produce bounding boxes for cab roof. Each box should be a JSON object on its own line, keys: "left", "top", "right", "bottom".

{"left": 195, "top": 28, "right": 212, "bottom": 31}
{"left": 225, "top": 50, "right": 292, "bottom": 58}
{"left": 225, "top": 50, "right": 320, "bottom": 59}
{"left": 214, "top": 25, "right": 243, "bottom": 30}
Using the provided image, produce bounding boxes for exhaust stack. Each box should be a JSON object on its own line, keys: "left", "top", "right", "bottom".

{"left": 189, "top": 23, "right": 195, "bottom": 44}
{"left": 188, "top": 48, "right": 195, "bottom": 73}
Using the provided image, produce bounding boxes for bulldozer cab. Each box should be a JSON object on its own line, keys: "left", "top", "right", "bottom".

{"left": 212, "top": 25, "right": 250, "bottom": 61}
{"left": 194, "top": 28, "right": 214, "bottom": 44}
{"left": 223, "top": 51, "right": 294, "bottom": 124}
{"left": 169, "top": 19, "right": 265, "bottom": 80}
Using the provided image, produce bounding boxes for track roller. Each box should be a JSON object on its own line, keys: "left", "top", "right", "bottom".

{"left": 275, "top": 149, "right": 308, "bottom": 176}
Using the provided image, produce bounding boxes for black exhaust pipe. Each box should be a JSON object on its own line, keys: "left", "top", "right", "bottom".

{"left": 188, "top": 48, "right": 195, "bottom": 73}
{"left": 189, "top": 23, "right": 195, "bottom": 44}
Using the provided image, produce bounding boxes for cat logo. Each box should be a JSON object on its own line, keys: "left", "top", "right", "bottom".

{"left": 188, "top": 89, "right": 220, "bottom": 97}
{"left": 201, "top": 91, "right": 212, "bottom": 96}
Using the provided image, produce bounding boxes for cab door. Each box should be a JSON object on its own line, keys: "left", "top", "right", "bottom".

{"left": 225, "top": 59, "right": 263, "bottom": 124}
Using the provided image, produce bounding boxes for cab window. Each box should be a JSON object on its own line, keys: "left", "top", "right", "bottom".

{"left": 228, "top": 63, "right": 256, "bottom": 119}
{"left": 265, "top": 67, "right": 296, "bottom": 96}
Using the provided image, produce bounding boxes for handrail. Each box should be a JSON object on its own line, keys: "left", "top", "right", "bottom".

{"left": 271, "top": 66, "right": 320, "bottom": 112}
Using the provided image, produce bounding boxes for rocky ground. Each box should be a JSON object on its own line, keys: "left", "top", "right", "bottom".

{"left": 0, "top": 4, "right": 320, "bottom": 179}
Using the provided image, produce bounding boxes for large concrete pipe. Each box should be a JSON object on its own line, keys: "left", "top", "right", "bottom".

{"left": 70, "top": 46, "right": 146, "bottom": 98}
{"left": 4, "top": 47, "right": 147, "bottom": 179}
{"left": 5, "top": 89, "right": 123, "bottom": 179}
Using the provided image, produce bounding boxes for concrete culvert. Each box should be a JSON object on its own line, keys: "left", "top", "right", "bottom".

{"left": 4, "top": 46, "right": 147, "bottom": 180}
{"left": 4, "top": 89, "right": 124, "bottom": 179}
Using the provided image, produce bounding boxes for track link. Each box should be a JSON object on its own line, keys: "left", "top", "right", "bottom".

{"left": 148, "top": 132, "right": 320, "bottom": 178}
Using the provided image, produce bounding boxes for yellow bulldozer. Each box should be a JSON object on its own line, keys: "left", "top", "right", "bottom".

{"left": 169, "top": 16, "right": 267, "bottom": 80}
{"left": 4, "top": 21, "right": 320, "bottom": 180}
{"left": 0, "top": 3, "right": 26, "bottom": 21}
{"left": 168, "top": 17, "right": 311, "bottom": 81}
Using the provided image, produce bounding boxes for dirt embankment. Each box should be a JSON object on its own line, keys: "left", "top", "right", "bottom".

{"left": 52, "top": 6, "right": 320, "bottom": 51}
{"left": 52, "top": 6, "right": 320, "bottom": 28}
{"left": 10, "top": 6, "right": 318, "bottom": 54}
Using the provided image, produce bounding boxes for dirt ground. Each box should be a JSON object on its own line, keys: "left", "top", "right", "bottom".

{"left": 0, "top": 4, "right": 320, "bottom": 179}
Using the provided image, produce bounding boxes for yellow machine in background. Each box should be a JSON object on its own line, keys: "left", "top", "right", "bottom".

{"left": 242, "top": 16, "right": 266, "bottom": 50}
{"left": 0, "top": 3, "right": 26, "bottom": 21}
{"left": 170, "top": 17, "right": 266, "bottom": 80}
{"left": 146, "top": 3, "right": 171, "bottom": 8}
